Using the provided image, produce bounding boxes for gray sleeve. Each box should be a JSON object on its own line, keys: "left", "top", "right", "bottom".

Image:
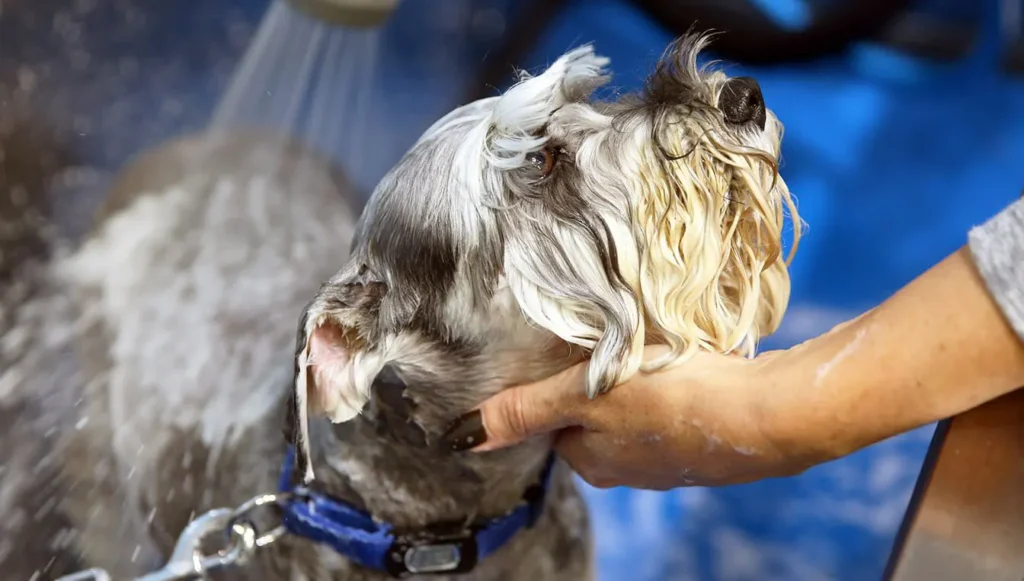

{"left": 968, "top": 196, "right": 1024, "bottom": 342}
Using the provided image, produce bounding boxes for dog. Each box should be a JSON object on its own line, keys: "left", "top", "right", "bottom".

{"left": 0, "top": 34, "right": 800, "bottom": 580}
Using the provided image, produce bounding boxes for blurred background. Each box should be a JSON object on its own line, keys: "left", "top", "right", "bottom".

{"left": 2, "top": 0, "right": 1023, "bottom": 579}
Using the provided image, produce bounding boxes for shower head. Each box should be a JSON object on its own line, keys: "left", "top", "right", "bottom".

{"left": 286, "top": 0, "right": 400, "bottom": 28}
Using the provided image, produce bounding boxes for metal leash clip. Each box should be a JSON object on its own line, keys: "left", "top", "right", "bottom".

{"left": 56, "top": 493, "right": 291, "bottom": 581}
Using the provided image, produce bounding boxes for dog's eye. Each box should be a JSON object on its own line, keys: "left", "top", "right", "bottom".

{"left": 525, "top": 147, "right": 557, "bottom": 178}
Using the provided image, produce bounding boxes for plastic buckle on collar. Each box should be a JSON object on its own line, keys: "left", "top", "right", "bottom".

{"left": 384, "top": 530, "right": 479, "bottom": 577}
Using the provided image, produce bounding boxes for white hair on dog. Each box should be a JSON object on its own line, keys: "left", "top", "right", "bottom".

{"left": 293, "top": 35, "right": 801, "bottom": 480}
{"left": 624, "top": 36, "right": 801, "bottom": 369}
{"left": 488, "top": 50, "right": 648, "bottom": 399}
{"left": 451, "top": 37, "right": 801, "bottom": 393}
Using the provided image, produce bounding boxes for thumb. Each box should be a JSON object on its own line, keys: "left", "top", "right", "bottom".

{"left": 441, "top": 363, "right": 589, "bottom": 452}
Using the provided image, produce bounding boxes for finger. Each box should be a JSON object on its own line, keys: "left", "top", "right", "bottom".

{"left": 473, "top": 364, "right": 594, "bottom": 452}
{"left": 441, "top": 363, "right": 590, "bottom": 452}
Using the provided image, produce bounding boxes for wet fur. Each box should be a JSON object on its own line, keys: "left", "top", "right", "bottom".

{"left": 0, "top": 110, "right": 87, "bottom": 579}
{"left": 1, "top": 35, "right": 796, "bottom": 580}
{"left": 0, "top": 127, "right": 591, "bottom": 580}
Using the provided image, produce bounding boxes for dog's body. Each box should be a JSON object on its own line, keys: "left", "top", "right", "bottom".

{"left": 1, "top": 36, "right": 798, "bottom": 580}
{"left": 0, "top": 129, "right": 591, "bottom": 580}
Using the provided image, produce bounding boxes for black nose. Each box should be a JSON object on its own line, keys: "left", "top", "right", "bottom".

{"left": 719, "top": 76, "right": 766, "bottom": 130}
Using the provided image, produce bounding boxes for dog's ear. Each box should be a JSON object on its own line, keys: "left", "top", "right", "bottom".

{"left": 484, "top": 45, "right": 610, "bottom": 169}
{"left": 289, "top": 277, "right": 386, "bottom": 484}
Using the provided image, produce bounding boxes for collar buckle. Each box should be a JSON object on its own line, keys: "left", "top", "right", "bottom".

{"left": 278, "top": 447, "right": 557, "bottom": 578}
{"left": 384, "top": 529, "right": 479, "bottom": 577}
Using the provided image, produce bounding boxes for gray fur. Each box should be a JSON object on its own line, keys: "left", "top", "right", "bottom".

{"left": 1, "top": 34, "right": 792, "bottom": 581}
{"left": 0, "top": 110, "right": 86, "bottom": 580}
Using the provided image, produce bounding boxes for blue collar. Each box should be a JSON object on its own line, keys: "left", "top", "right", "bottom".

{"left": 277, "top": 446, "right": 556, "bottom": 577}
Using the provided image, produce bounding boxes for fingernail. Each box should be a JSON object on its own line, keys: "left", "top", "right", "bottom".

{"left": 441, "top": 410, "right": 487, "bottom": 452}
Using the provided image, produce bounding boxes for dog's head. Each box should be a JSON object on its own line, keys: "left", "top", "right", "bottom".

{"left": 291, "top": 35, "right": 801, "bottom": 482}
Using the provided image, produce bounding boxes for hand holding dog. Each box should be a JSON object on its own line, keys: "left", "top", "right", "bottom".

{"left": 444, "top": 247, "right": 1024, "bottom": 490}
{"left": 446, "top": 347, "right": 811, "bottom": 490}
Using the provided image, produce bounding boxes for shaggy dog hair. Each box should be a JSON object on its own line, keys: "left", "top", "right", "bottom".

{"left": 0, "top": 34, "right": 800, "bottom": 580}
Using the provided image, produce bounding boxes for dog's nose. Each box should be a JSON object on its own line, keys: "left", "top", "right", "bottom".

{"left": 718, "top": 76, "right": 766, "bottom": 130}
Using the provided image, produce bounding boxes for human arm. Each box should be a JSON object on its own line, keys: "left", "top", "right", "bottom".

{"left": 769, "top": 196, "right": 1024, "bottom": 464}
{"left": 758, "top": 241, "right": 1024, "bottom": 470}
{"left": 441, "top": 198, "right": 1024, "bottom": 489}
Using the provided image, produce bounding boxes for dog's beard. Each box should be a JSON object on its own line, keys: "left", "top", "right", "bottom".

{"left": 502, "top": 126, "right": 797, "bottom": 396}
{"left": 476, "top": 39, "right": 801, "bottom": 400}
{"left": 630, "top": 116, "right": 798, "bottom": 371}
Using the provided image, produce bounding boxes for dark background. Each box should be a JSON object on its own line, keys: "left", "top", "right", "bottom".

{"left": 2, "top": 0, "right": 1021, "bottom": 579}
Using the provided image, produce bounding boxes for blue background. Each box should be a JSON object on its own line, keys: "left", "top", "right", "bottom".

{"left": 512, "top": 2, "right": 1022, "bottom": 580}
{"left": 448, "top": 1, "right": 1022, "bottom": 580}
{"left": 10, "top": 0, "right": 1023, "bottom": 579}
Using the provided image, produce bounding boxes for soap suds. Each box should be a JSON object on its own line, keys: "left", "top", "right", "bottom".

{"left": 814, "top": 326, "right": 868, "bottom": 387}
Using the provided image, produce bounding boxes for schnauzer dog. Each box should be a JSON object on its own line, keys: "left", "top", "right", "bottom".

{"left": 1, "top": 34, "right": 799, "bottom": 580}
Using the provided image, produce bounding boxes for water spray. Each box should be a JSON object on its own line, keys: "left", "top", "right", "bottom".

{"left": 284, "top": 0, "right": 400, "bottom": 28}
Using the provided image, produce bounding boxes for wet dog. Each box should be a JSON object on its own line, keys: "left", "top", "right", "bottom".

{"left": 286, "top": 33, "right": 801, "bottom": 579}
{"left": 1, "top": 34, "right": 800, "bottom": 580}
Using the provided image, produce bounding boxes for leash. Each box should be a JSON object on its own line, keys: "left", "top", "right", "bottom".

{"left": 56, "top": 492, "right": 292, "bottom": 581}
{"left": 56, "top": 448, "right": 556, "bottom": 580}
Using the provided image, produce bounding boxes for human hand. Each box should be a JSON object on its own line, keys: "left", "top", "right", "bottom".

{"left": 440, "top": 346, "right": 819, "bottom": 490}
{"left": 440, "top": 247, "right": 1024, "bottom": 491}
